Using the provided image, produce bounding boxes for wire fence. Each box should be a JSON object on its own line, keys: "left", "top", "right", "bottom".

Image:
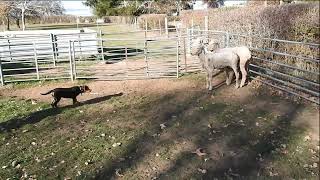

{"left": 0, "top": 27, "right": 319, "bottom": 104}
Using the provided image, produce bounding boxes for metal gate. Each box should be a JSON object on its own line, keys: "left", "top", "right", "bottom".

{"left": 71, "top": 38, "right": 180, "bottom": 80}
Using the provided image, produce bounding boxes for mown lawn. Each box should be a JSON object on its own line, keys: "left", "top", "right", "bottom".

{"left": 0, "top": 74, "right": 318, "bottom": 179}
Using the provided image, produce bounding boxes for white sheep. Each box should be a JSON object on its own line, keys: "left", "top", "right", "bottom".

{"left": 208, "top": 41, "right": 252, "bottom": 87}
{"left": 191, "top": 38, "right": 240, "bottom": 91}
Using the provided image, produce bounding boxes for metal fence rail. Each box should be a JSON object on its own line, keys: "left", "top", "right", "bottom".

{"left": 0, "top": 28, "right": 319, "bottom": 104}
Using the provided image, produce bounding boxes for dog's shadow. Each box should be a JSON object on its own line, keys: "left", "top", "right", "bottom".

{"left": 0, "top": 92, "right": 124, "bottom": 134}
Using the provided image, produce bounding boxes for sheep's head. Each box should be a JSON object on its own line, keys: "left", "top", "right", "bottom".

{"left": 207, "top": 40, "right": 220, "bottom": 52}
{"left": 191, "top": 37, "right": 205, "bottom": 55}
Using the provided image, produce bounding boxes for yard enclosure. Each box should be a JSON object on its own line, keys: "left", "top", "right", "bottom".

{"left": 0, "top": 24, "right": 319, "bottom": 104}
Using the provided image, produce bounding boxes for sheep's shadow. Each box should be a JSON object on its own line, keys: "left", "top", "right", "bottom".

{"left": 0, "top": 92, "right": 123, "bottom": 134}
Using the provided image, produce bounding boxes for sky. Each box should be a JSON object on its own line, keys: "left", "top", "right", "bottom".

{"left": 62, "top": 0, "right": 247, "bottom": 16}
{"left": 62, "top": 0, "right": 93, "bottom": 16}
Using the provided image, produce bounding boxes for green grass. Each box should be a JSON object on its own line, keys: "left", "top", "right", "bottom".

{"left": 0, "top": 76, "right": 318, "bottom": 179}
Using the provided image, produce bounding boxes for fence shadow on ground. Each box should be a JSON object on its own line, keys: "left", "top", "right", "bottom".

{"left": 0, "top": 92, "right": 123, "bottom": 134}
{"left": 92, "top": 87, "right": 303, "bottom": 179}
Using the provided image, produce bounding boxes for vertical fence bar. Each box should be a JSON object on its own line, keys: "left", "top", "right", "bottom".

{"left": 225, "top": 32, "right": 230, "bottom": 47}
{"left": 99, "top": 30, "right": 105, "bottom": 61}
{"left": 33, "top": 42, "right": 40, "bottom": 80}
{"left": 159, "top": 19, "right": 162, "bottom": 36}
{"left": 176, "top": 40, "right": 180, "bottom": 78}
{"left": 78, "top": 33, "right": 83, "bottom": 61}
{"left": 0, "top": 57, "right": 4, "bottom": 86}
{"left": 50, "top": 33, "right": 56, "bottom": 67}
{"left": 145, "top": 20, "right": 148, "bottom": 39}
{"left": 183, "top": 38, "right": 187, "bottom": 73}
{"left": 191, "top": 18, "right": 194, "bottom": 38}
{"left": 187, "top": 28, "right": 191, "bottom": 54}
{"left": 72, "top": 41, "right": 77, "bottom": 78}
{"left": 68, "top": 40, "right": 74, "bottom": 81}
{"left": 144, "top": 40, "right": 149, "bottom": 77}
{"left": 165, "top": 17, "right": 168, "bottom": 38}
{"left": 7, "top": 39, "right": 12, "bottom": 61}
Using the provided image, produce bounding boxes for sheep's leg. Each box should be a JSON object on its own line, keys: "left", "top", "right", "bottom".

{"left": 240, "top": 62, "right": 248, "bottom": 88}
{"left": 225, "top": 68, "right": 234, "bottom": 85}
{"left": 232, "top": 67, "right": 240, "bottom": 89}
{"left": 206, "top": 72, "right": 210, "bottom": 89}
{"left": 208, "top": 71, "right": 213, "bottom": 91}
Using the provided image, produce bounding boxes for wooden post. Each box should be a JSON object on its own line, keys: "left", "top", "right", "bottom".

{"left": 99, "top": 30, "right": 105, "bottom": 61}
{"left": 183, "top": 38, "right": 187, "bottom": 73}
{"left": 159, "top": 19, "right": 162, "bottom": 36}
{"left": 68, "top": 40, "right": 74, "bottom": 81}
{"left": 176, "top": 40, "right": 179, "bottom": 78}
{"left": 205, "top": 16, "right": 208, "bottom": 32}
{"left": 165, "top": 17, "right": 168, "bottom": 38}
{"left": 191, "top": 17, "right": 194, "bottom": 37}
{"left": 144, "top": 40, "right": 149, "bottom": 77}
{"left": 33, "top": 42, "right": 40, "bottom": 80}
{"left": 145, "top": 20, "right": 148, "bottom": 39}
{"left": 0, "top": 57, "right": 4, "bottom": 86}
{"left": 187, "top": 28, "right": 191, "bottom": 54}
{"left": 225, "top": 32, "right": 230, "bottom": 47}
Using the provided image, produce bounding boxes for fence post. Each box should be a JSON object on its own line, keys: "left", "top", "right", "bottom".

{"left": 7, "top": 39, "right": 12, "bottom": 61}
{"left": 183, "top": 38, "right": 187, "bottom": 73}
{"left": 99, "top": 30, "right": 105, "bottom": 61}
{"left": 78, "top": 33, "right": 83, "bottom": 61}
{"left": 50, "top": 33, "right": 56, "bottom": 67}
{"left": 33, "top": 42, "right": 40, "bottom": 80}
{"left": 145, "top": 20, "right": 148, "bottom": 39}
{"left": 187, "top": 28, "right": 191, "bottom": 54}
{"left": 204, "top": 16, "right": 209, "bottom": 40}
{"left": 68, "top": 40, "right": 74, "bottom": 81}
{"left": 144, "top": 40, "right": 149, "bottom": 77}
{"left": 191, "top": 18, "right": 194, "bottom": 37}
{"left": 165, "top": 17, "right": 168, "bottom": 38}
{"left": 176, "top": 40, "right": 180, "bottom": 78}
{"left": 72, "top": 41, "right": 77, "bottom": 78}
{"left": 159, "top": 19, "right": 162, "bottom": 36}
{"left": 0, "top": 58, "right": 4, "bottom": 86}
{"left": 225, "top": 32, "right": 230, "bottom": 47}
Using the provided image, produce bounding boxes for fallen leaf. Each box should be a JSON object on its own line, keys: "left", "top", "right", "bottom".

{"left": 197, "top": 168, "right": 207, "bottom": 174}
{"left": 2, "top": 166, "right": 7, "bottom": 169}
{"left": 112, "top": 142, "right": 122, "bottom": 147}
{"left": 193, "top": 148, "right": 207, "bottom": 156}
{"left": 304, "top": 135, "right": 311, "bottom": 141}
{"left": 115, "top": 169, "right": 124, "bottom": 177}
{"left": 160, "top": 123, "right": 166, "bottom": 129}
{"left": 31, "top": 142, "right": 37, "bottom": 146}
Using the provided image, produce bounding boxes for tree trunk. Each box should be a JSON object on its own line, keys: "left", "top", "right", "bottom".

{"left": 16, "top": 19, "right": 20, "bottom": 28}
{"left": 5, "top": 16, "right": 10, "bottom": 31}
{"left": 22, "top": 8, "right": 26, "bottom": 31}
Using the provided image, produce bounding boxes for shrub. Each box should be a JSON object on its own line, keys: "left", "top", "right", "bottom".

{"left": 137, "top": 14, "right": 167, "bottom": 30}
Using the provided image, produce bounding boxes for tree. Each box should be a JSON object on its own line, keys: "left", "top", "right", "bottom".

{"left": 2, "top": 0, "right": 64, "bottom": 31}
{"left": 202, "top": 0, "right": 224, "bottom": 8}
{"left": 0, "top": 1, "right": 13, "bottom": 30}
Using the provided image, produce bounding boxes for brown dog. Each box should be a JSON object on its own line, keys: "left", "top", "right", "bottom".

{"left": 41, "top": 85, "right": 91, "bottom": 108}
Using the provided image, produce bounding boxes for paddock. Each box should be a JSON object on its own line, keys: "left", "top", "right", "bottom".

{"left": 0, "top": 25, "right": 319, "bottom": 104}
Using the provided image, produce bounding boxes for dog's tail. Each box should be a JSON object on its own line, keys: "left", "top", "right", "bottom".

{"left": 40, "top": 90, "right": 53, "bottom": 95}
